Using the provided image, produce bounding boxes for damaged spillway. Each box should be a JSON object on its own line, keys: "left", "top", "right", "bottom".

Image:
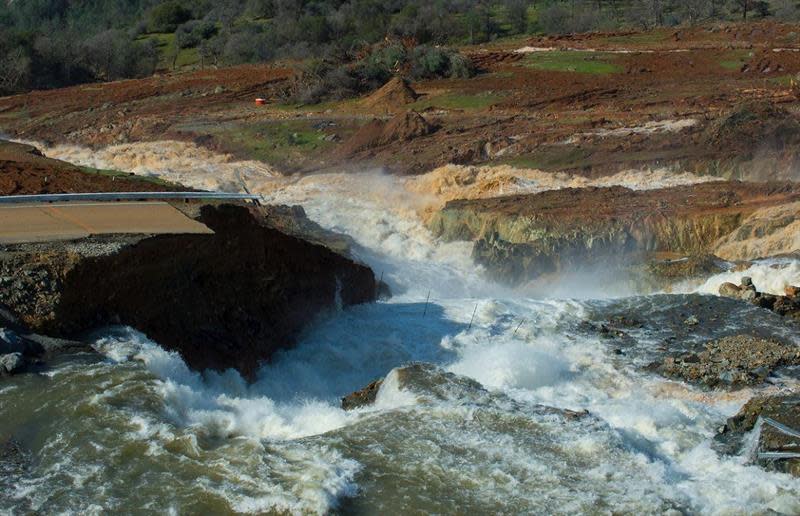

{"left": 0, "top": 203, "right": 378, "bottom": 379}
{"left": 428, "top": 182, "right": 800, "bottom": 285}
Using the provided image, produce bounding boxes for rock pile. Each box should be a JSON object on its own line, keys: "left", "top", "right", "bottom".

{"left": 718, "top": 277, "right": 800, "bottom": 319}
{"left": 649, "top": 334, "right": 800, "bottom": 389}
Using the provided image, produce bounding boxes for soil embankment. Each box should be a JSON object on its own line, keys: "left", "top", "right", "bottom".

{"left": 428, "top": 182, "right": 800, "bottom": 284}
{"left": 0, "top": 204, "right": 378, "bottom": 379}
{"left": 0, "top": 140, "right": 185, "bottom": 194}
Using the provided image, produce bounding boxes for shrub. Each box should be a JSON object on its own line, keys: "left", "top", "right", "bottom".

{"left": 504, "top": 0, "right": 529, "bottom": 34}
{"left": 175, "top": 20, "right": 218, "bottom": 49}
{"left": 409, "top": 45, "right": 475, "bottom": 80}
{"left": 83, "top": 29, "right": 158, "bottom": 80}
{"left": 149, "top": 1, "right": 193, "bottom": 33}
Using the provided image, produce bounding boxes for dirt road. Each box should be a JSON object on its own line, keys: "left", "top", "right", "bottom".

{"left": 0, "top": 202, "right": 213, "bottom": 244}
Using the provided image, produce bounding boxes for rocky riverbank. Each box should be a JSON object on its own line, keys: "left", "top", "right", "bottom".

{"left": 428, "top": 182, "right": 800, "bottom": 285}
{"left": 718, "top": 276, "right": 800, "bottom": 320}
{"left": 0, "top": 203, "right": 379, "bottom": 379}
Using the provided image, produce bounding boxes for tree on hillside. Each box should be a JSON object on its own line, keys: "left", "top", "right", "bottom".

{"left": 773, "top": 0, "right": 800, "bottom": 20}
{"left": 0, "top": 47, "right": 30, "bottom": 94}
{"left": 148, "top": 1, "right": 193, "bottom": 33}
{"left": 505, "top": 0, "right": 529, "bottom": 34}
{"left": 463, "top": 4, "right": 497, "bottom": 43}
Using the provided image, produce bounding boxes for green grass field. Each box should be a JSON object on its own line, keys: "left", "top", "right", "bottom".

{"left": 409, "top": 92, "right": 502, "bottom": 111}
{"left": 209, "top": 120, "right": 338, "bottom": 169}
{"left": 523, "top": 51, "right": 622, "bottom": 74}
{"left": 719, "top": 50, "right": 752, "bottom": 71}
{"left": 137, "top": 33, "right": 200, "bottom": 71}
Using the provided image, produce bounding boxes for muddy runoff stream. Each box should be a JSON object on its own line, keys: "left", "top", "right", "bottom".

{"left": 1, "top": 141, "right": 799, "bottom": 514}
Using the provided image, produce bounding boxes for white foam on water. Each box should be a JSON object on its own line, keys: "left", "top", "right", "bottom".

{"left": 437, "top": 302, "right": 800, "bottom": 514}
{"left": 688, "top": 258, "right": 800, "bottom": 296}
{"left": 3, "top": 142, "right": 798, "bottom": 514}
{"left": 14, "top": 139, "right": 276, "bottom": 192}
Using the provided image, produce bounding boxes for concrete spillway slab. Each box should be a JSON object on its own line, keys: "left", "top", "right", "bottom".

{"left": 0, "top": 202, "right": 213, "bottom": 244}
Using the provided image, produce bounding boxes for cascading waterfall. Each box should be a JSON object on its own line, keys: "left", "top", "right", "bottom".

{"left": 1, "top": 143, "right": 799, "bottom": 514}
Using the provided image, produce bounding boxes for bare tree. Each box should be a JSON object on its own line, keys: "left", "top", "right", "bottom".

{"left": 734, "top": 0, "right": 751, "bottom": 21}
{"left": 0, "top": 48, "right": 30, "bottom": 94}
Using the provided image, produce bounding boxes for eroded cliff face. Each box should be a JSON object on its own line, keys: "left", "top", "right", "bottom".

{"left": 0, "top": 204, "right": 378, "bottom": 379}
{"left": 428, "top": 182, "right": 800, "bottom": 285}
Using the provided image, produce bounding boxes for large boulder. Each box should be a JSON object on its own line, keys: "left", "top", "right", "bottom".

{"left": 341, "top": 379, "right": 383, "bottom": 410}
{"left": 719, "top": 277, "right": 800, "bottom": 320}
{"left": 0, "top": 352, "right": 24, "bottom": 375}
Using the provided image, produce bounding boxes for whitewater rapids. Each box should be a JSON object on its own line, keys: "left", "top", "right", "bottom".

{"left": 2, "top": 146, "right": 800, "bottom": 514}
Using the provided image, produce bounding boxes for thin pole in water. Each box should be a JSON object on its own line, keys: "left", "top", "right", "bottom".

{"left": 468, "top": 303, "right": 478, "bottom": 330}
{"left": 423, "top": 290, "right": 431, "bottom": 317}
{"left": 512, "top": 319, "right": 525, "bottom": 337}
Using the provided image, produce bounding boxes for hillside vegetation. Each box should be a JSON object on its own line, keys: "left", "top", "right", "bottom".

{"left": 0, "top": 0, "right": 798, "bottom": 98}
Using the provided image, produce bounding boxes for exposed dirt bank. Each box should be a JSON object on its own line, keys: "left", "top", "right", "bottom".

{"left": 2, "top": 23, "right": 799, "bottom": 177}
{"left": 428, "top": 182, "right": 800, "bottom": 284}
{"left": 0, "top": 140, "right": 185, "bottom": 194}
{"left": 0, "top": 204, "right": 378, "bottom": 379}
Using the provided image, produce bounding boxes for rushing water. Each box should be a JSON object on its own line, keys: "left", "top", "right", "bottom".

{"left": 2, "top": 153, "right": 800, "bottom": 514}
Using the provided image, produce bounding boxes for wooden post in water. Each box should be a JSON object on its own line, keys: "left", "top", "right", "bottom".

{"left": 512, "top": 319, "right": 525, "bottom": 337}
{"left": 423, "top": 290, "right": 431, "bottom": 316}
{"left": 468, "top": 303, "right": 478, "bottom": 330}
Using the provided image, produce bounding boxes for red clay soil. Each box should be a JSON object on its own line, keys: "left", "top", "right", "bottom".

{"left": 338, "top": 111, "right": 435, "bottom": 156}
{"left": 360, "top": 77, "right": 419, "bottom": 113}
{"left": 0, "top": 141, "right": 184, "bottom": 195}
{"left": 0, "top": 65, "right": 292, "bottom": 147}
{"left": 519, "top": 20, "right": 800, "bottom": 52}
{"left": 1, "top": 22, "right": 799, "bottom": 176}
{"left": 443, "top": 181, "right": 800, "bottom": 221}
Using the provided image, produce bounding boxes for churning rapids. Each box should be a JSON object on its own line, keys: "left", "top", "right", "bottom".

{"left": 2, "top": 143, "right": 800, "bottom": 515}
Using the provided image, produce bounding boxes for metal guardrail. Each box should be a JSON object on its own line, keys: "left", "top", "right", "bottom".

{"left": 0, "top": 192, "right": 262, "bottom": 204}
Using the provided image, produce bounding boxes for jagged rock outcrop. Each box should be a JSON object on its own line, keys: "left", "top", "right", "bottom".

{"left": 716, "top": 394, "right": 800, "bottom": 477}
{"left": 713, "top": 201, "right": 800, "bottom": 261}
{"left": 428, "top": 182, "right": 800, "bottom": 285}
{"left": 341, "top": 379, "right": 383, "bottom": 410}
{"left": 0, "top": 204, "right": 379, "bottom": 379}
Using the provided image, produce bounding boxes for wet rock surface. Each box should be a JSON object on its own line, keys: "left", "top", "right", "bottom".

{"left": 648, "top": 335, "right": 800, "bottom": 389}
{"left": 716, "top": 394, "right": 800, "bottom": 477}
{"left": 428, "top": 182, "right": 800, "bottom": 285}
{"left": 719, "top": 277, "right": 800, "bottom": 320}
{"left": 341, "top": 379, "right": 383, "bottom": 411}
{"left": 0, "top": 308, "right": 90, "bottom": 375}
{"left": 628, "top": 254, "right": 728, "bottom": 293}
{"left": 0, "top": 204, "right": 378, "bottom": 380}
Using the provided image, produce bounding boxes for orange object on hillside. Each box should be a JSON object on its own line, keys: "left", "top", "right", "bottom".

{"left": 255, "top": 98, "right": 266, "bottom": 105}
